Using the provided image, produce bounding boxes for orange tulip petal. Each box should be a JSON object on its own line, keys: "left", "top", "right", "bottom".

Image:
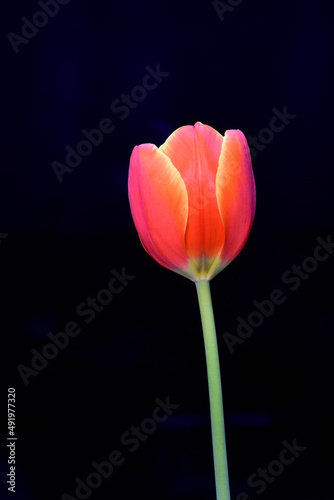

{"left": 216, "top": 130, "right": 256, "bottom": 264}
{"left": 128, "top": 144, "right": 189, "bottom": 272}
{"left": 160, "top": 122, "right": 225, "bottom": 259}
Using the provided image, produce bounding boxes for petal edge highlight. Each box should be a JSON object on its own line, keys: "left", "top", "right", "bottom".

{"left": 128, "top": 144, "right": 189, "bottom": 272}
{"left": 216, "top": 129, "right": 256, "bottom": 264}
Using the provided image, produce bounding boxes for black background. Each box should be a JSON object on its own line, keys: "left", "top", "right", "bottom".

{"left": 1, "top": 1, "right": 334, "bottom": 499}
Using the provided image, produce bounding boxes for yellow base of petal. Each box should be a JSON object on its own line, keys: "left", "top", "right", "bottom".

{"left": 175, "top": 255, "right": 230, "bottom": 282}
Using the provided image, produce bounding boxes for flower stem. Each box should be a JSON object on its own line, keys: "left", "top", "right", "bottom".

{"left": 195, "top": 279, "right": 231, "bottom": 500}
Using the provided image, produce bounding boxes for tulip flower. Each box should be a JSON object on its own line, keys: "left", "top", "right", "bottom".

{"left": 128, "top": 122, "right": 256, "bottom": 500}
{"left": 128, "top": 121, "right": 255, "bottom": 282}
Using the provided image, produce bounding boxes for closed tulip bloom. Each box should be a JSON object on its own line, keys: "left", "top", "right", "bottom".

{"left": 128, "top": 122, "right": 256, "bottom": 281}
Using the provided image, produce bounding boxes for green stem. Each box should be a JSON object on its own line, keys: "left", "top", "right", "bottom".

{"left": 195, "top": 279, "right": 230, "bottom": 500}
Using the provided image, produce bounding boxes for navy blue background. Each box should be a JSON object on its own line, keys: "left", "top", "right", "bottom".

{"left": 1, "top": 0, "right": 333, "bottom": 499}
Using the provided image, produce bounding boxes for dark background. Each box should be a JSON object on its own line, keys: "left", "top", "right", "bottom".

{"left": 1, "top": 0, "right": 333, "bottom": 499}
